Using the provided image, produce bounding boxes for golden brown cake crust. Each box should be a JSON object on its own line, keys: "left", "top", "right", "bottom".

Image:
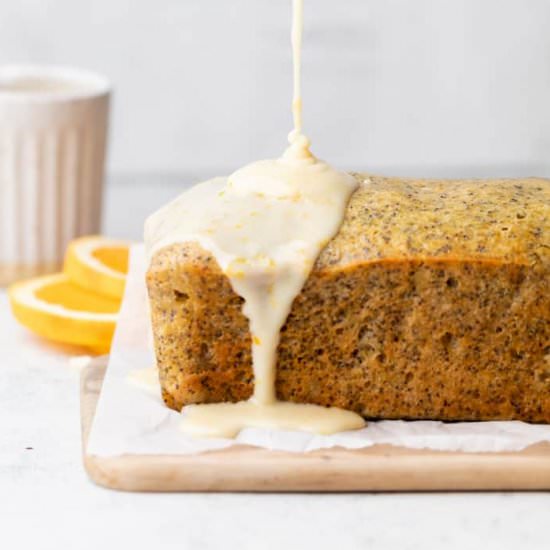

{"left": 146, "top": 175, "right": 550, "bottom": 422}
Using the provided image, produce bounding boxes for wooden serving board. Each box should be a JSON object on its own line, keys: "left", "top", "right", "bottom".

{"left": 81, "top": 364, "right": 550, "bottom": 492}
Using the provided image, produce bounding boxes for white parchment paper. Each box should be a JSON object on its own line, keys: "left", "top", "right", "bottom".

{"left": 87, "top": 245, "right": 550, "bottom": 456}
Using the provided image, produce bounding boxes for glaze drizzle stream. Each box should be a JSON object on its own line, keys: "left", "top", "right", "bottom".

{"left": 144, "top": 0, "right": 365, "bottom": 438}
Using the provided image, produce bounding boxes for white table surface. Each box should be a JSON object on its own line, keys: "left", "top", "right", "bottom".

{"left": 1, "top": 178, "right": 550, "bottom": 550}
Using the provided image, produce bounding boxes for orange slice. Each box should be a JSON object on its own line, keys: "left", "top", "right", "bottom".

{"left": 9, "top": 273, "right": 120, "bottom": 353}
{"left": 64, "top": 235, "right": 130, "bottom": 300}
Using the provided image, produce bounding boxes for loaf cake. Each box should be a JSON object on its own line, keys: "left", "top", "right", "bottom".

{"left": 146, "top": 175, "right": 550, "bottom": 422}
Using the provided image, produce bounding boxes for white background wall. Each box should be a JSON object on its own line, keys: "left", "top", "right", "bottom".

{"left": 2, "top": 0, "right": 550, "bottom": 178}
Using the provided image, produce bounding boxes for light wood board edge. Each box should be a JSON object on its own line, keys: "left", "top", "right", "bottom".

{"left": 81, "top": 363, "right": 550, "bottom": 492}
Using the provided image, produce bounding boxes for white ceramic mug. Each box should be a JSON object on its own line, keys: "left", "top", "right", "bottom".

{"left": 0, "top": 65, "right": 110, "bottom": 286}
